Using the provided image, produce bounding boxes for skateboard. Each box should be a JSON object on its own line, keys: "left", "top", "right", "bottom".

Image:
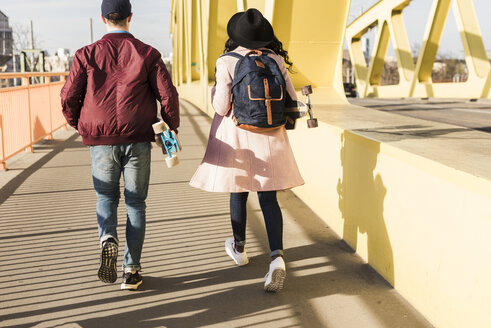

{"left": 301, "top": 85, "right": 318, "bottom": 128}
{"left": 285, "top": 85, "right": 318, "bottom": 129}
{"left": 152, "top": 121, "right": 182, "bottom": 168}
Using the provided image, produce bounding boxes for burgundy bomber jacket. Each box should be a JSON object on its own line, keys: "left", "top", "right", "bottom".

{"left": 60, "top": 32, "right": 179, "bottom": 145}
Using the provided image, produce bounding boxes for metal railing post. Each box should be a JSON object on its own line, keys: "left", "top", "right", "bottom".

{"left": 25, "top": 76, "right": 33, "bottom": 153}
{"left": 46, "top": 74, "right": 53, "bottom": 140}
{"left": 0, "top": 113, "right": 6, "bottom": 170}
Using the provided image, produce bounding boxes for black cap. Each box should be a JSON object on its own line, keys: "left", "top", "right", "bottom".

{"left": 227, "top": 8, "right": 274, "bottom": 49}
{"left": 101, "top": 0, "right": 132, "bottom": 19}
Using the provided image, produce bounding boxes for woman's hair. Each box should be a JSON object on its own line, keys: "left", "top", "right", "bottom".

{"left": 224, "top": 36, "right": 294, "bottom": 73}
{"left": 266, "top": 36, "right": 294, "bottom": 73}
{"left": 224, "top": 38, "right": 240, "bottom": 53}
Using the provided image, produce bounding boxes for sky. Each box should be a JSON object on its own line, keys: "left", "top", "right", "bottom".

{"left": 1, "top": 0, "right": 491, "bottom": 58}
{"left": 1, "top": 0, "right": 172, "bottom": 56}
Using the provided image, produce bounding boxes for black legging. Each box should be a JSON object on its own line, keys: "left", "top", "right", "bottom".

{"left": 230, "top": 191, "right": 283, "bottom": 256}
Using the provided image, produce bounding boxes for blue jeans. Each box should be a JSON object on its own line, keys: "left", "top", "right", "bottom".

{"left": 230, "top": 191, "right": 284, "bottom": 257}
{"left": 90, "top": 143, "right": 151, "bottom": 271}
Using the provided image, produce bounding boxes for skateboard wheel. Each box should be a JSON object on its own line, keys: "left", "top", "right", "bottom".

{"left": 165, "top": 156, "right": 179, "bottom": 168}
{"left": 152, "top": 121, "right": 169, "bottom": 134}
{"left": 307, "top": 118, "right": 318, "bottom": 128}
{"left": 301, "top": 85, "right": 312, "bottom": 95}
{"left": 155, "top": 135, "right": 164, "bottom": 147}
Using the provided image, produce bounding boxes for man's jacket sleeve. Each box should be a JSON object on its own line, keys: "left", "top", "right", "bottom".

{"left": 149, "top": 55, "right": 180, "bottom": 132}
{"left": 60, "top": 50, "right": 87, "bottom": 129}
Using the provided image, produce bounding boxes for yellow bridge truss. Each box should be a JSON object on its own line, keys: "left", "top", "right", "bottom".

{"left": 170, "top": 0, "right": 351, "bottom": 113}
{"left": 346, "top": 0, "right": 491, "bottom": 99}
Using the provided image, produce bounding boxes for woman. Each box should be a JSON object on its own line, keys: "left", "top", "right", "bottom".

{"left": 189, "top": 8, "right": 304, "bottom": 292}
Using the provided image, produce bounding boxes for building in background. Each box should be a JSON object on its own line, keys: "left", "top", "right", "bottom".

{"left": 0, "top": 10, "right": 13, "bottom": 71}
{"left": 45, "top": 48, "right": 70, "bottom": 72}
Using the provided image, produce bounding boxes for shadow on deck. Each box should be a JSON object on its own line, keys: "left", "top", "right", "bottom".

{"left": 0, "top": 101, "right": 432, "bottom": 328}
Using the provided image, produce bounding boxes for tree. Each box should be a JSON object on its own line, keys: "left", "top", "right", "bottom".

{"left": 411, "top": 42, "right": 421, "bottom": 64}
{"left": 12, "top": 22, "right": 43, "bottom": 53}
{"left": 11, "top": 22, "right": 44, "bottom": 72}
{"left": 381, "top": 60, "right": 400, "bottom": 85}
{"left": 432, "top": 51, "right": 468, "bottom": 83}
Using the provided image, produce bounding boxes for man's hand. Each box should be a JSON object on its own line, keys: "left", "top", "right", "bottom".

{"left": 155, "top": 134, "right": 163, "bottom": 147}
{"left": 155, "top": 129, "right": 180, "bottom": 155}
{"left": 155, "top": 134, "right": 167, "bottom": 154}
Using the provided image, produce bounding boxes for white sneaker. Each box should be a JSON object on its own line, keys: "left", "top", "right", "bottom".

{"left": 225, "top": 238, "right": 249, "bottom": 266}
{"left": 264, "top": 257, "right": 286, "bottom": 292}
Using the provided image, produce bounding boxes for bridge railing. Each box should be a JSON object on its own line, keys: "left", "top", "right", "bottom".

{"left": 0, "top": 72, "right": 68, "bottom": 170}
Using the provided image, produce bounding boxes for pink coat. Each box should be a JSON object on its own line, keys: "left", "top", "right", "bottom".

{"left": 189, "top": 46, "right": 304, "bottom": 192}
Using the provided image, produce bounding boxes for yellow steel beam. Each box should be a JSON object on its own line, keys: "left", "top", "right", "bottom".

{"left": 454, "top": 0, "right": 488, "bottom": 80}
{"left": 271, "top": 1, "right": 350, "bottom": 103}
{"left": 178, "top": 0, "right": 185, "bottom": 84}
{"left": 207, "top": 0, "right": 237, "bottom": 82}
{"left": 390, "top": 6, "right": 414, "bottom": 83}
{"left": 347, "top": 25, "right": 371, "bottom": 98}
{"left": 184, "top": 0, "right": 192, "bottom": 84}
{"left": 368, "top": 21, "right": 390, "bottom": 87}
{"left": 347, "top": 0, "right": 491, "bottom": 99}
{"left": 346, "top": 0, "right": 414, "bottom": 98}
{"left": 171, "top": 0, "right": 351, "bottom": 109}
{"left": 416, "top": 0, "right": 452, "bottom": 84}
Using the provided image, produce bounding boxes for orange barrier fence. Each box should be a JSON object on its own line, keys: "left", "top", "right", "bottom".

{"left": 0, "top": 72, "right": 69, "bottom": 170}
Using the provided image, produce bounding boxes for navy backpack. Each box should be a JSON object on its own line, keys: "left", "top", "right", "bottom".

{"left": 221, "top": 50, "right": 288, "bottom": 131}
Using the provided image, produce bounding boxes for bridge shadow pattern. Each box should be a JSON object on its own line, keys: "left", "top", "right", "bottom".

{"left": 0, "top": 101, "right": 432, "bottom": 327}
{"left": 337, "top": 132, "right": 394, "bottom": 286}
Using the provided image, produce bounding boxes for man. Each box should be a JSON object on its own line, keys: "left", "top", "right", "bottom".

{"left": 61, "top": 0, "right": 179, "bottom": 290}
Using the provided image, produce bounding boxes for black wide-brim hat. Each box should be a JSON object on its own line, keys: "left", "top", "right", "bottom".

{"left": 227, "top": 8, "right": 274, "bottom": 49}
